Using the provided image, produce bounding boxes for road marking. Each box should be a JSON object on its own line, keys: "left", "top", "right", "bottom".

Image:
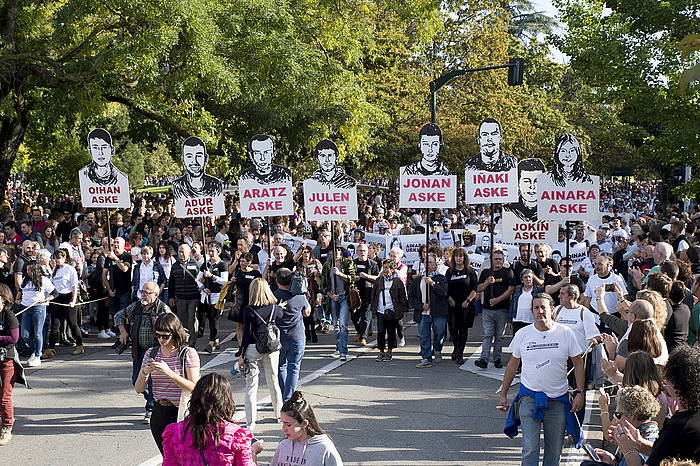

{"left": 137, "top": 336, "right": 379, "bottom": 466}
{"left": 459, "top": 344, "right": 520, "bottom": 389}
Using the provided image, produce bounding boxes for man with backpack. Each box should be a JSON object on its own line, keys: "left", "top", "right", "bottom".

{"left": 114, "top": 281, "right": 172, "bottom": 425}
{"left": 273, "top": 268, "right": 311, "bottom": 401}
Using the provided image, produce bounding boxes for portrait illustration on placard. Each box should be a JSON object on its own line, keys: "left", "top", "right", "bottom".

{"left": 239, "top": 134, "right": 292, "bottom": 185}
{"left": 310, "top": 139, "right": 356, "bottom": 189}
{"left": 503, "top": 158, "right": 546, "bottom": 223}
{"left": 465, "top": 118, "right": 517, "bottom": 172}
{"left": 548, "top": 133, "right": 592, "bottom": 187}
{"left": 79, "top": 128, "right": 128, "bottom": 188}
{"left": 173, "top": 136, "right": 225, "bottom": 218}
{"left": 78, "top": 128, "right": 131, "bottom": 208}
{"left": 303, "top": 138, "right": 358, "bottom": 221}
{"left": 401, "top": 123, "right": 450, "bottom": 176}
{"left": 172, "top": 136, "right": 223, "bottom": 200}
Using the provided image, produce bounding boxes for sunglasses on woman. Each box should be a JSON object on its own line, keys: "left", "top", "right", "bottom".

{"left": 155, "top": 333, "right": 172, "bottom": 341}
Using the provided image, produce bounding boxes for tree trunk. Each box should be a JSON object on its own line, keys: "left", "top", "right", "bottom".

{"left": 0, "top": 87, "right": 29, "bottom": 205}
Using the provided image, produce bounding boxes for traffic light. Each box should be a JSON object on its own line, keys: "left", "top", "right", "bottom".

{"left": 508, "top": 58, "right": 525, "bottom": 86}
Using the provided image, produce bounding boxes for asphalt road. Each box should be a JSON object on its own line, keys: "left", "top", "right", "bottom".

{"left": 3, "top": 316, "right": 600, "bottom": 465}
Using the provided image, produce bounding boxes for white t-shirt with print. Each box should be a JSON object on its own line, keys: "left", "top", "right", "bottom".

{"left": 583, "top": 272, "right": 628, "bottom": 324}
{"left": 510, "top": 322, "right": 584, "bottom": 398}
{"left": 554, "top": 305, "right": 600, "bottom": 353}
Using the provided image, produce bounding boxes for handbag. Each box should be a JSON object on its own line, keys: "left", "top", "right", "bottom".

{"left": 348, "top": 287, "right": 361, "bottom": 310}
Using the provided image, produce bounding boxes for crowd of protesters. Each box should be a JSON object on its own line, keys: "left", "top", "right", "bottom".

{"left": 0, "top": 177, "right": 699, "bottom": 466}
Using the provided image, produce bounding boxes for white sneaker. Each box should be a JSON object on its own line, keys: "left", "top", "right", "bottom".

{"left": 27, "top": 355, "right": 41, "bottom": 367}
{"left": 331, "top": 351, "right": 340, "bottom": 358}
{"left": 80, "top": 326, "right": 89, "bottom": 336}
{"left": 97, "top": 330, "right": 111, "bottom": 339}
{"left": 106, "top": 329, "right": 117, "bottom": 338}
{"left": 398, "top": 337, "right": 406, "bottom": 347}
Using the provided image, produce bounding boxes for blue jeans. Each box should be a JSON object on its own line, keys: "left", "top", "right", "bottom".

{"left": 315, "top": 303, "right": 330, "bottom": 325}
{"left": 278, "top": 338, "right": 305, "bottom": 402}
{"left": 418, "top": 315, "right": 447, "bottom": 361}
{"left": 330, "top": 295, "right": 350, "bottom": 355}
{"left": 21, "top": 305, "right": 47, "bottom": 357}
{"left": 132, "top": 347, "right": 154, "bottom": 413}
{"left": 481, "top": 308, "right": 508, "bottom": 362}
{"left": 519, "top": 395, "right": 567, "bottom": 466}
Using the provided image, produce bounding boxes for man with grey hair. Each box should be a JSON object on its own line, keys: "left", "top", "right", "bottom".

{"left": 59, "top": 227, "right": 86, "bottom": 275}
{"left": 581, "top": 254, "right": 628, "bottom": 324}
{"left": 630, "top": 241, "right": 674, "bottom": 290}
{"left": 115, "top": 281, "right": 172, "bottom": 424}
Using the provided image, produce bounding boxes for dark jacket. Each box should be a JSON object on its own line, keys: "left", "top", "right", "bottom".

{"left": 114, "top": 299, "right": 171, "bottom": 359}
{"left": 369, "top": 276, "right": 408, "bottom": 320}
{"left": 508, "top": 285, "right": 544, "bottom": 322}
{"left": 408, "top": 273, "right": 449, "bottom": 319}
{"left": 168, "top": 259, "right": 201, "bottom": 300}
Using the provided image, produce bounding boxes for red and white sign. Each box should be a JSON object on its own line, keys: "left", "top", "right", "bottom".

{"left": 302, "top": 180, "right": 358, "bottom": 221}
{"left": 501, "top": 210, "right": 558, "bottom": 244}
{"left": 175, "top": 196, "right": 225, "bottom": 218}
{"left": 239, "top": 179, "right": 294, "bottom": 217}
{"left": 536, "top": 174, "right": 600, "bottom": 224}
{"left": 399, "top": 174, "right": 457, "bottom": 209}
{"left": 464, "top": 168, "right": 518, "bottom": 204}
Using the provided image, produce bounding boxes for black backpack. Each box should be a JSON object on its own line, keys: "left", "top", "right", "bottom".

{"left": 251, "top": 306, "right": 281, "bottom": 354}
{"left": 289, "top": 270, "right": 308, "bottom": 296}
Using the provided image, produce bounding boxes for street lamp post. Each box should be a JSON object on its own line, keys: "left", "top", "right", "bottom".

{"left": 429, "top": 57, "right": 525, "bottom": 124}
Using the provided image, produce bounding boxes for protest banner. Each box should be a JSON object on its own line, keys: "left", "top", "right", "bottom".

{"left": 364, "top": 232, "right": 388, "bottom": 259}
{"left": 468, "top": 253, "right": 485, "bottom": 275}
{"left": 238, "top": 134, "right": 294, "bottom": 218}
{"left": 536, "top": 134, "right": 601, "bottom": 225}
{"left": 282, "top": 234, "right": 316, "bottom": 254}
{"left": 173, "top": 136, "right": 225, "bottom": 218}
{"left": 303, "top": 139, "right": 358, "bottom": 220}
{"left": 501, "top": 210, "right": 558, "bottom": 244}
{"left": 384, "top": 234, "right": 424, "bottom": 266}
{"left": 464, "top": 118, "right": 519, "bottom": 204}
{"left": 568, "top": 243, "right": 589, "bottom": 271}
{"left": 399, "top": 123, "right": 456, "bottom": 209}
{"left": 79, "top": 128, "right": 130, "bottom": 208}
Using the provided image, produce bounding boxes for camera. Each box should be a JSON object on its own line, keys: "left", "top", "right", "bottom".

{"left": 112, "top": 341, "right": 129, "bottom": 355}
{"left": 0, "top": 347, "right": 7, "bottom": 362}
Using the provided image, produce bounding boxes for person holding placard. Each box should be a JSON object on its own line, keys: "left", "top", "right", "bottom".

{"left": 409, "top": 253, "right": 448, "bottom": 368}
{"left": 474, "top": 250, "right": 515, "bottom": 369}
{"left": 320, "top": 248, "right": 356, "bottom": 361}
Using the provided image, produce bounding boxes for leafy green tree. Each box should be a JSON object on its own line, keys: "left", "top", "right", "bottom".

{"left": 553, "top": 0, "right": 700, "bottom": 193}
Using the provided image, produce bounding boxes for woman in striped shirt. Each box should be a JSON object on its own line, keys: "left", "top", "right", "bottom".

{"left": 135, "top": 313, "right": 200, "bottom": 453}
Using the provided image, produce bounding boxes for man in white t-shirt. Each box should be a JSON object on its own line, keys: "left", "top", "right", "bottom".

{"left": 499, "top": 293, "right": 585, "bottom": 466}
{"left": 581, "top": 255, "right": 628, "bottom": 325}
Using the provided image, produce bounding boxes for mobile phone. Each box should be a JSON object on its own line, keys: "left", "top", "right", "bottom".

{"left": 145, "top": 357, "right": 155, "bottom": 364}
{"left": 583, "top": 443, "right": 600, "bottom": 462}
{"left": 604, "top": 283, "right": 615, "bottom": 292}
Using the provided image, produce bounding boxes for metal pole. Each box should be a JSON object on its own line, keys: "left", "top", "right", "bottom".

{"left": 430, "top": 82, "right": 437, "bottom": 124}
{"left": 565, "top": 221, "right": 571, "bottom": 268}
{"left": 490, "top": 204, "right": 495, "bottom": 265}
{"left": 105, "top": 209, "right": 112, "bottom": 252}
{"left": 201, "top": 216, "right": 208, "bottom": 265}
{"left": 425, "top": 209, "right": 431, "bottom": 306}
{"left": 330, "top": 220, "right": 337, "bottom": 293}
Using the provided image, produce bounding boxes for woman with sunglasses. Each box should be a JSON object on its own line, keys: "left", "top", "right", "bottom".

{"left": 135, "top": 313, "right": 200, "bottom": 453}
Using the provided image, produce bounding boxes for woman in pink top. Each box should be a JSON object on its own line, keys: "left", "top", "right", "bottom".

{"left": 162, "top": 373, "right": 260, "bottom": 465}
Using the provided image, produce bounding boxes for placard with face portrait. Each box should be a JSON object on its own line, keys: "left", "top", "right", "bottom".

{"left": 464, "top": 118, "right": 519, "bottom": 204}
{"left": 302, "top": 139, "right": 358, "bottom": 221}
{"left": 501, "top": 158, "right": 558, "bottom": 243}
{"left": 79, "top": 128, "right": 131, "bottom": 208}
{"left": 173, "top": 136, "right": 225, "bottom": 218}
{"left": 399, "top": 123, "right": 457, "bottom": 209}
{"left": 238, "top": 134, "right": 294, "bottom": 217}
{"left": 536, "top": 133, "right": 600, "bottom": 224}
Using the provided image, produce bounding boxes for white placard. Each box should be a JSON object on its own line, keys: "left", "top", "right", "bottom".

{"left": 568, "top": 243, "right": 589, "bottom": 271}
{"left": 175, "top": 196, "right": 225, "bottom": 218}
{"left": 282, "top": 234, "right": 316, "bottom": 254}
{"left": 239, "top": 179, "right": 294, "bottom": 217}
{"left": 501, "top": 210, "right": 558, "bottom": 244}
{"left": 464, "top": 168, "right": 519, "bottom": 204}
{"left": 173, "top": 136, "right": 226, "bottom": 218}
{"left": 303, "top": 179, "right": 358, "bottom": 220}
{"left": 79, "top": 128, "right": 130, "bottom": 208}
{"left": 468, "top": 253, "right": 485, "bottom": 274}
{"left": 399, "top": 174, "right": 457, "bottom": 209}
{"left": 384, "top": 234, "right": 425, "bottom": 266}
{"left": 536, "top": 174, "right": 601, "bottom": 224}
